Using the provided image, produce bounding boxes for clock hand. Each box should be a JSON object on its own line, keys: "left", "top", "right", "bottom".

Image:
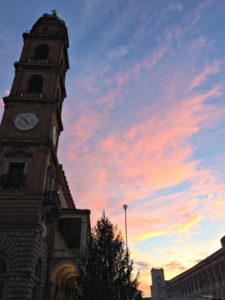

{"left": 21, "top": 117, "right": 29, "bottom": 125}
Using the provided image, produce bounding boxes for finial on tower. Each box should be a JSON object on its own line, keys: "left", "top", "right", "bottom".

{"left": 51, "top": 9, "right": 57, "bottom": 16}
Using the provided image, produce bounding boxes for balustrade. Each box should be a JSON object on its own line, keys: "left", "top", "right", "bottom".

{"left": 20, "top": 92, "right": 44, "bottom": 99}
{"left": 27, "top": 57, "right": 50, "bottom": 64}
{"left": 53, "top": 249, "right": 80, "bottom": 258}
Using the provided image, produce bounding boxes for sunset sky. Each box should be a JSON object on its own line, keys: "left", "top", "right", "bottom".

{"left": 1, "top": 0, "right": 225, "bottom": 296}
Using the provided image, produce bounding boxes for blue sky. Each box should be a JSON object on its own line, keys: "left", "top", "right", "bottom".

{"left": 1, "top": 0, "right": 225, "bottom": 296}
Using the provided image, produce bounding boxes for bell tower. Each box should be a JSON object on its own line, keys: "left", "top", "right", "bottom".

{"left": 0, "top": 12, "right": 87, "bottom": 300}
{"left": 0, "top": 11, "right": 69, "bottom": 194}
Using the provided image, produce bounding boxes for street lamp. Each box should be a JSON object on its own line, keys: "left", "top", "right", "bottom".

{"left": 123, "top": 204, "right": 128, "bottom": 250}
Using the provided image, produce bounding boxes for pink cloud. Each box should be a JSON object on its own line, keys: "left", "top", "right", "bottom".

{"left": 61, "top": 84, "right": 224, "bottom": 239}
{"left": 61, "top": 103, "right": 109, "bottom": 161}
{"left": 95, "top": 89, "right": 119, "bottom": 109}
{"left": 190, "top": 60, "right": 223, "bottom": 90}
{"left": 115, "top": 46, "right": 168, "bottom": 86}
{"left": 98, "top": 86, "right": 221, "bottom": 194}
{"left": 83, "top": 80, "right": 98, "bottom": 92}
{"left": 191, "top": 37, "right": 207, "bottom": 49}
{"left": 161, "top": 0, "right": 214, "bottom": 44}
{"left": 58, "top": 35, "right": 225, "bottom": 297}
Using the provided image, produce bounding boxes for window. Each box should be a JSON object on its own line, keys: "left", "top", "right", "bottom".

{"left": 8, "top": 163, "right": 25, "bottom": 183}
{"left": 35, "top": 44, "right": 49, "bottom": 59}
{"left": 0, "top": 162, "right": 26, "bottom": 188}
{"left": 27, "top": 75, "right": 43, "bottom": 93}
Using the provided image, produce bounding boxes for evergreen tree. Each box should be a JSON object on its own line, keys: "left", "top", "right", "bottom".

{"left": 76, "top": 215, "right": 142, "bottom": 300}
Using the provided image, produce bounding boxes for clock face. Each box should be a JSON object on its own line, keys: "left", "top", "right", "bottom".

{"left": 52, "top": 125, "right": 57, "bottom": 146}
{"left": 14, "top": 113, "right": 39, "bottom": 131}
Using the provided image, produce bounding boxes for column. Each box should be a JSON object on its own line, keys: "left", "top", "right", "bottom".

{"left": 80, "top": 217, "right": 88, "bottom": 254}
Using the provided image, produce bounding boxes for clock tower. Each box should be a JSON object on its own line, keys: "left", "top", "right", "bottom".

{"left": 0, "top": 12, "right": 90, "bottom": 300}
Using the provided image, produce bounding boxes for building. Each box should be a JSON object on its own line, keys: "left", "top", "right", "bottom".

{"left": 0, "top": 12, "right": 90, "bottom": 300}
{"left": 150, "top": 236, "right": 225, "bottom": 300}
{"left": 151, "top": 268, "right": 166, "bottom": 300}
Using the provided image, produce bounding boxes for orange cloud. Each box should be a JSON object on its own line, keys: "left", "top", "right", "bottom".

{"left": 121, "top": 197, "right": 203, "bottom": 244}
{"left": 97, "top": 86, "right": 222, "bottom": 202}
{"left": 164, "top": 260, "right": 187, "bottom": 272}
{"left": 59, "top": 35, "right": 225, "bottom": 297}
{"left": 173, "top": 214, "right": 203, "bottom": 232}
{"left": 137, "top": 230, "right": 168, "bottom": 242}
{"left": 201, "top": 188, "right": 225, "bottom": 221}
{"left": 61, "top": 85, "right": 224, "bottom": 228}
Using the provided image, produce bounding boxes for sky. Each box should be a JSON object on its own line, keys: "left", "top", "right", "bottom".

{"left": 0, "top": 0, "right": 225, "bottom": 296}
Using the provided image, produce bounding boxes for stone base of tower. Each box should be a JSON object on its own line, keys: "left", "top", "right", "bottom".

{"left": 0, "top": 197, "right": 47, "bottom": 299}
{"left": 0, "top": 229, "right": 48, "bottom": 299}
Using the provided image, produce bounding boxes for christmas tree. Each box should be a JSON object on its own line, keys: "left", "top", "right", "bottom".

{"left": 76, "top": 214, "right": 142, "bottom": 300}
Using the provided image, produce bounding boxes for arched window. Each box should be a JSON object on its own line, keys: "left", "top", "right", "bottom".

{"left": 27, "top": 75, "right": 43, "bottom": 93}
{"left": 35, "top": 44, "right": 49, "bottom": 59}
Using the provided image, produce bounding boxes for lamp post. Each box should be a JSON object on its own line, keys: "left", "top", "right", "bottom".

{"left": 123, "top": 204, "right": 128, "bottom": 250}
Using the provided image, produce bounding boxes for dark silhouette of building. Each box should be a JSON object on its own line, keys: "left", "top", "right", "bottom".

{"left": 151, "top": 268, "right": 166, "bottom": 300}
{"left": 150, "top": 236, "right": 225, "bottom": 300}
{"left": 0, "top": 12, "right": 90, "bottom": 299}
